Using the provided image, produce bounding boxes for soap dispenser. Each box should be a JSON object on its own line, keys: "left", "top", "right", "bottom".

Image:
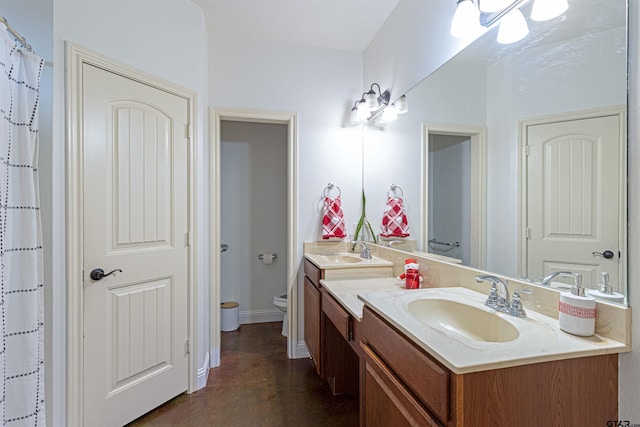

{"left": 558, "top": 273, "right": 596, "bottom": 336}
{"left": 587, "top": 272, "right": 625, "bottom": 304}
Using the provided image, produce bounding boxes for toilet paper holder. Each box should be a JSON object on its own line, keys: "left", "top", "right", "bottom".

{"left": 258, "top": 253, "right": 278, "bottom": 261}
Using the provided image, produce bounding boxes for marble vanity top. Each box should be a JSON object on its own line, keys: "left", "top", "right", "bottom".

{"left": 320, "top": 277, "right": 403, "bottom": 320}
{"left": 358, "top": 287, "right": 629, "bottom": 374}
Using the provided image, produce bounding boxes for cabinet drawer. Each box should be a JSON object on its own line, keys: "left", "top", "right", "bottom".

{"left": 322, "top": 290, "right": 351, "bottom": 341}
{"left": 362, "top": 343, "right": 441, "bottom": 427}
{"left": 304, "top": 258, "right": 322, "bottom": 287}
{"left": 363, "top": 307, "right": 449, "bottom": 424}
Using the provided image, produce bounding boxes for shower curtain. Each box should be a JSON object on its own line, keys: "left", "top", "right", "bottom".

{"left": 0, "top": 24, "right": 46, "bottom": 426}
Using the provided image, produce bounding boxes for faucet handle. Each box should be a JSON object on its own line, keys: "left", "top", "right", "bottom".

{"left": 508, "top": 289, "right": 532, "bottom": 318}
{"left": 484, "top": 282, "right": 500, "bottom": 308}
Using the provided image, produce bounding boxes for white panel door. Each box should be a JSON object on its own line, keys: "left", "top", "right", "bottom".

{"left": 526, "top": 114, "right": 621, "bottom": 290}
{"left": 82, "top": 63, "right": 190, "bottom": 426}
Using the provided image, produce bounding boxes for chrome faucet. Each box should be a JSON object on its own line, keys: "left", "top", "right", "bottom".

{"left": 540, "top": 271, "right": 573, "bottom": 287}
{"left": 475, "top": 275, "right": 532, "bottom": 317}
{"left": 354, "top": 241, "right": 372, "bottom": 259}
{"left": 476, "top": 275, "right": 510, "bottom": 309}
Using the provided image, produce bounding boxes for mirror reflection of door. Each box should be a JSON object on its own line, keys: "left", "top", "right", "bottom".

{"left": 428, "top": 134, "right": 470, "bottom": 264}
{"left": 424, "top": 125, "right": 485, "bottom": 268}
{"left": 524, "top": 110, "right": 625, "bottom": 291}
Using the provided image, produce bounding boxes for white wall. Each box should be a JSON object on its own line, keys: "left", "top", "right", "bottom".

{"left": 209, "top": 36, "right": 363, "bottom": 352}
{"left": 220, "top": 121, "right": 288, "bottom": 321}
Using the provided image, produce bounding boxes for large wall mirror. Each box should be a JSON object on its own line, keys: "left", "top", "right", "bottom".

{"left": 366, "top": 0, "right": 628, "bottom": 304}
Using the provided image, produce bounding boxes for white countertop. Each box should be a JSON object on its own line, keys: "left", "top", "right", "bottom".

{"left": 320, "top": 277, "right": 404, "bottom": 320}
{"left": 358, "top": 287, "right": 629, "bottom": 374}
{"left": 305, "top": 252, "right": 393, "bottom": 270}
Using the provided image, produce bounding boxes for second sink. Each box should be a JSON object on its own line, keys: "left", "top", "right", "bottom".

{"left": 407, "top": 298, "right": 520, "bottom": 343}
{"left": 316, "top": 253, "right": 363, "bottom": 264}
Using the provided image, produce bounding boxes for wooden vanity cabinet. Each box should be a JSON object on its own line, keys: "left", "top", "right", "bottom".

{"left": 304, "top": 259, "right": 323, "bottom": 377}
{"left": 361, "top": 306, "right": 618, "bottom": 427}
{"left": 322, "top": 288, "right": 360, "bottom": 396}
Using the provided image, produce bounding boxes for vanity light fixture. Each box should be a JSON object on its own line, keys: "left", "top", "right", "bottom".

{"left": 348, "top": 82, "right": 398, "bottom": 126}
{"left": 452, "top": 0, "right": 569, "bottom": 44}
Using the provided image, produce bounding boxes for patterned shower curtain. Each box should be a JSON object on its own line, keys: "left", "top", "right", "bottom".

{"left": 0, "top": 23, "right": 45, "bottom": 426}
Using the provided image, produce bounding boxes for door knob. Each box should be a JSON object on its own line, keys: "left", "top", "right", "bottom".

{"left": 592, "top": 250, "right": 615, "bottom": 259}
{"left": 90, "top": 268, "right": 123, "bottom": 281}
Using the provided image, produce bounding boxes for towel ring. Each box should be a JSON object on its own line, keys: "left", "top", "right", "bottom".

{"left": 388, "top": 184, "right": 403, "bottom": 198}
{"left": 323, "top": 183, "right": 341, "bottom": 198}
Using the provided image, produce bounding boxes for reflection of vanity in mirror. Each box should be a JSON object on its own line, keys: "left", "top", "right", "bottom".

{"left": 366, "top": 0, "right": 628, "bottom": 304}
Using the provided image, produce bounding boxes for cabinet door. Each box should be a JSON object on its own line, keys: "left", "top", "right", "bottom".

{"left": 304, "top": 276, "right": 321, "bottom": 376}
{"left": 362, "top": 344, "right": 440, "bottom": 427}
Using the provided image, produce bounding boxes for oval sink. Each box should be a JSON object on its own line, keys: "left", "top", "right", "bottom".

{"left": 407, "top": 298, "right": 519, "bottom": 343}
{"left": 318, "top": 254, "right": 362, "bottom": 264}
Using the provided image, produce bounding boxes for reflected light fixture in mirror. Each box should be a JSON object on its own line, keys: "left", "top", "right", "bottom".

{"left": 452, "top": 0, "right": 569, "bottom": 43}
{"left": 450, "top": 0, "right": 481, "bottom": 37}
{"left": 497, "top": 8, "right": 529, "bottom": 44}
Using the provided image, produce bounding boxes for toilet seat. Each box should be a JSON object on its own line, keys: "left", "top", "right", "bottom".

{"left": 273, "top": 294, "right": 287, "bottom": 308}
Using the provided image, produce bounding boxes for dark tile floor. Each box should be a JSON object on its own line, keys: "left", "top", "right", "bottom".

{"left": 128, "top": 322, "right": 359, "bottom": 426}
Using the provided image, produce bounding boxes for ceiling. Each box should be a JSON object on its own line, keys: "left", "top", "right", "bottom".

{"left": 190, "top": 0, "right": 400, "bottom": 52}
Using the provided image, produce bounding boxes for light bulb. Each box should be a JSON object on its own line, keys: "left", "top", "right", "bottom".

{"left": 450, "top": 0, "right": 481, "bottom": 38}
{"left": 349, "top": 107, "right": 363, "bottom": 125}
{"left": 381, "top": 105, "right": 398, "bottom": 122}
{"left": 364, "top": 90, "right": 379, "bottom": 110}
{"left": 531, "top": 0, "right": 568, "bottom": 21}
{"left": 356, "top": 101, "right": 370, "bottom": 120}
{"left": 395, "top": 95, "right": 409, "bottom": 114}
{"left": 497, "top": 8, "right": 529, "bottom": 44}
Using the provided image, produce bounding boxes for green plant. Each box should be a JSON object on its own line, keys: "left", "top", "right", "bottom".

{"left": 352, "top": 189, "right": 377, "bottom": 251}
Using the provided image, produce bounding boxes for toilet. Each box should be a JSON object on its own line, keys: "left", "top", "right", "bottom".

{"left": 273, "top": 293, "right": 288, "bottom": 337}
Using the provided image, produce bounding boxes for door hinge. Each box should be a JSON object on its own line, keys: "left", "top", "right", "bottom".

{"left": 526, "top": 228, "right": 531, "bottom": 239}
{"left": 185, "top": 123, "right": 192, "bottom": 140}
{"left": 184, "top": 232, "right": 190, "bottom": 247}
{"left": 525, "top": 145, "right": 530, "bottom": 156}
{"left": 185, "top": 338, "right": 191, "bottom": 355}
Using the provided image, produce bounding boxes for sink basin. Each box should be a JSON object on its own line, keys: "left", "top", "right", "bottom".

{"left": 317, "top": 253, "right": 362, "bottom": 264}
{"left": 407, "top": 298, "right": 519, "bottom": 343}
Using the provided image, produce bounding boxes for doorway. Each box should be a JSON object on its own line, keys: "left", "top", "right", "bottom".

{"left": 220, "top": 121, "right": 288, "bottom": 327}
{"left": 422, "top": 124, "right": 486, "bottom": 268}
{"left": 210, "top": 109, "right": 298, "bottom": 367}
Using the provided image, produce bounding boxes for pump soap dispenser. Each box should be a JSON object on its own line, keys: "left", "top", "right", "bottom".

{"left": 587, "top": 272, "right": 625, "bottom": 304}
{"left": 558, "top": 273, "right": 596, "bottom": 336}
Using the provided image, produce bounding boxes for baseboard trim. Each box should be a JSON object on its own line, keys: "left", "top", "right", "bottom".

{"left": 296, "top": 341, "right": 310, "bottom": 359}
{"left": 240, "top": 308, "right": 284, "bottom": 325}
{"left": 197, "top": 351, "right": 210, "bottom": 390}
{"left": 210, "top": 346, "right": 220, "bottom": 368}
